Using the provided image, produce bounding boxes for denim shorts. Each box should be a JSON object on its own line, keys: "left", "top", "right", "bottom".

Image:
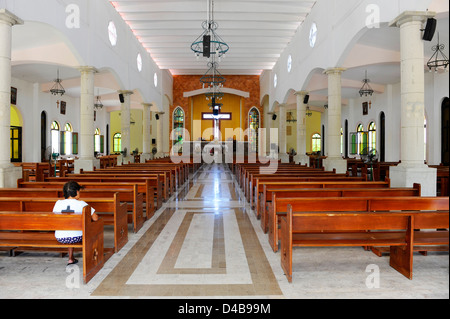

{"left": 56, "top": 236, "right": 82, "bottom": 244}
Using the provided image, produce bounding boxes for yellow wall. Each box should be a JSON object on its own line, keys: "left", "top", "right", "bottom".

{"left": 110, "top": 110, "right": 143, "bottom": 153}
{"left": 306, "top": 111, "right": 321, "bottom": 153}
{"left": 191, "top": 93, "right": 243, "bottom": 141}
{"left": 284, "top": 110, "right": 322, "bottom": 154}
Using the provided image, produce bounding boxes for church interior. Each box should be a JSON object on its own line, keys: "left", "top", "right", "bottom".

{"left": 0, "top": 0, "right": 449, "bottom": 300}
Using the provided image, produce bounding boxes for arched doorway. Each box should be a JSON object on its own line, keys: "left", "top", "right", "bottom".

{"left": 379, "top": 112, "right": 386, "bottom": 162}
{"left": 41, "top": 111, "right": 47, "bottom": 162}
{"left": 442, "top": 98, "right": 449, "bottom": 165}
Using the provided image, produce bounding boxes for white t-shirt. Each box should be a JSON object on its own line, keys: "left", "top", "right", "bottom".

{"left": 53, "top": 199, "right": 95, "bottom": 239}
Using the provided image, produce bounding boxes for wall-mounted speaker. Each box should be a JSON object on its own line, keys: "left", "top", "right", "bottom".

{"left": 303, "top": 95, "right": 310, "bottom": 104}
{"left": 272, "top": 114, "right": 277, "bottom": 121}
{"left": 155, "top": 114, "right": 160, "bottom": 120}
{"left": 203, "top": 35, "right": 211, "bottom": 58}
{"left": 423, "top": 18, "right": 437, "bottom": 41}
{"left": 119, "top": 93, "right": 125, "bottom": 103}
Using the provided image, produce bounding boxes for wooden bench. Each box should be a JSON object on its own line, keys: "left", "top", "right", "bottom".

{"left": 249, "top": 175, "right": 367, "bottom": 209}
{"left": 0, "top": 206, "right": 104, "bottom": 283}
{"left": 280, "top": 205, "right": 449, "bottom": 282}
{"left": 58, "top": 174, "right": 168, "bottom": 201}
{"left": 246, "top": 172, "right": 354, "bottom": 204}
{"left": 0, "top": 195, "right": 128, "bottom": 253}
{"left": 270, "top": 196, "right": 449, "bottom": 252}
{"left": 257, "top": 180, "right": 390, "bottom": 228}
{"left": 32, "top": 176, "right": 162, "bottom": 213}
{"left": 259, "top": 183, "right": 420, "bottom": 233}
{"left": 0, "top": 187, "right": 144, "bottom": 233}
{"left": 86, "top": 168, "right": 178, "bottom": 194}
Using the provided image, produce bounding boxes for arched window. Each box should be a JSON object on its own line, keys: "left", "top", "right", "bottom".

{"left": 113, "top": 133, "right": 122, "bottom": 153}
{"left": 95, "top": 128, "right": 102, "bottom": 154}
{"left": 172, "top": 107, "right": 185, "bottom": 146}
{"left": 249, "top": 107, "right": 260, "bottom": 153}
{"left": 62, "top": 123, "right": 73, "bottom": 155}
{"left": 368, "top": 122, "right": 376, "bottom": 151}
{"left": 51, "top": 121, "right": 60, "bottom": 154}
{"left": 357, "top": 124, "right": 368, "bottom": 155}
{"left": 312, "top": 133, "right": 321, "bottom": 152}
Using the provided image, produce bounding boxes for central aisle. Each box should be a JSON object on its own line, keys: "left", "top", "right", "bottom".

{"left": 92, "top": 163, "right": 283, "bottom": 297}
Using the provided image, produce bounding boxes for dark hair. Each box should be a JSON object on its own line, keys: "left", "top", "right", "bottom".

{"left": 63, "top": 181, "right": 83, "bottom": 199}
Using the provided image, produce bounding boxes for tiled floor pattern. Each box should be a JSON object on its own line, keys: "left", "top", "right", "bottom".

{"left": 0, "top": 163, "right": 448, "bottom": 299}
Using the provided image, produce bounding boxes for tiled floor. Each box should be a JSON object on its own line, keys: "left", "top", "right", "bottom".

{"left": 0, "top": 164, "right": 448, "bottom": 299}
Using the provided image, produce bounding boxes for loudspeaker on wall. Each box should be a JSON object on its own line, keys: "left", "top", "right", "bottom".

{"left": 119, "top": 93, "right": 125, "bottom": 103}
{"left": 303, "top": 95, "right": 310, "bottom": 104}
{"left": 423, "top": 18, "right": 437, "bottom": 41}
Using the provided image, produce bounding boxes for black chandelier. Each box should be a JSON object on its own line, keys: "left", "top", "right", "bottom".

{"left": 50, "top": 70, "right": 65, "bottom": 96}
{"left": 200, "top": 61, "right": 226, "bottom": 88}
{"left": 191, "top": 0, "right": 229, "bottom": 59}
{"left": 427, "top": 33, "right": 449, "bottom": 73}
{"left": 359, "top": 70, "right": 374, "bottom": 97}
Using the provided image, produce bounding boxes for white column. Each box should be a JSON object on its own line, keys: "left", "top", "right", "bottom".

{"left": 0, "top": 9, "right": 22, "bottom": 187}
{"left": 156, "top": 112, "right": 165, "bottom": 157}
{"left": 278, "top": 104, "right": 289, "bottom": 163}
{"left": 323, "top": 67, "right": 347, "bottom": 173}
{"left": 389, "top": 11, "right": 437, "bottom": 196}
{"left": 294, "top": 91, "right": 310, "bottom": 165}
{"left": 141, "top": 102, "right": 152, "bottom": 162}
{"left": 74, "top": 66, "right": 99, "bottom": 173}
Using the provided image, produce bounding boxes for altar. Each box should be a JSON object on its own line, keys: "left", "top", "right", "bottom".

{"left": 174, "top": 140, "right": 251, "bottom": 164}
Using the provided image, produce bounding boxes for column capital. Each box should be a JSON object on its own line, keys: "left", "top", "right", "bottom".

{"left": 324, "top": 67, "right": 346, "bottom": 75}
{"left": 118, "top": 90, "right": 134, "bottom": 96}
{"left": 142, "top": 103, "right": 153, "bottom": 108}
{"left": 156, "top": 111, "right": 165, "bottom": 115}
{"left": 294, "top": 91, "right": 309, "bottom": 97}
{"left": 0, "top": 9, "right": 23, "bottom": 26}
{"left": 389, "top": 11, "right": 435, "bottom": 28}
{"left": 78, "top": 66, "right": 98, "bottom": 74}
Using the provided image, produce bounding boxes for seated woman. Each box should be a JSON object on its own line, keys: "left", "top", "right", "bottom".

{"left": 53, "top": 181, "right": 99, "bottom": 266}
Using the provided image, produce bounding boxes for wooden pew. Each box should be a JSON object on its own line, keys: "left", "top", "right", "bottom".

{"left": 0, "top": 187, "right": 144, "bottom": 233}
{"left": 260, "top": 182, "right": 420, "bottom": 233}
{"left": 0, "top": 195, "right": 128, "bottom": 253}
{"left": 270, "top": 196, "right": 449, "bottom": 252}
{"left": 279, "top": 205, "right": 449, "bottom": 282}
{"left": 0, "top": 206, "right": 104, "bottom": 284}
{"left": 257, "top": 180, "right": 390, "bottom": 227}
{"left": 60, "top": 173, "right": 169, "bottom": 201}
{"left": 246, "top": 172, "right": 353, "bottom": 204}
{"left": 86, "top": 168, "right": 177, "bottom": 194}
{"left": 33, "top": 176, "right": 162, "bottom": 213}
{"left": 250, "top": 174, "right": 366, "bottom": 209}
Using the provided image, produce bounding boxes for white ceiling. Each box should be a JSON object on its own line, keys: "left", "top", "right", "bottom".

{"left": 9, "top": 1, "right": 449, "bottom": 107}
{"left": 110, "top": 0, "right": 317, "bottom": 75}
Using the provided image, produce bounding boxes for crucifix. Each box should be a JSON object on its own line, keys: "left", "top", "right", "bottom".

{"left": 202, "top": 112, "right": 231, "bottom": 140}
